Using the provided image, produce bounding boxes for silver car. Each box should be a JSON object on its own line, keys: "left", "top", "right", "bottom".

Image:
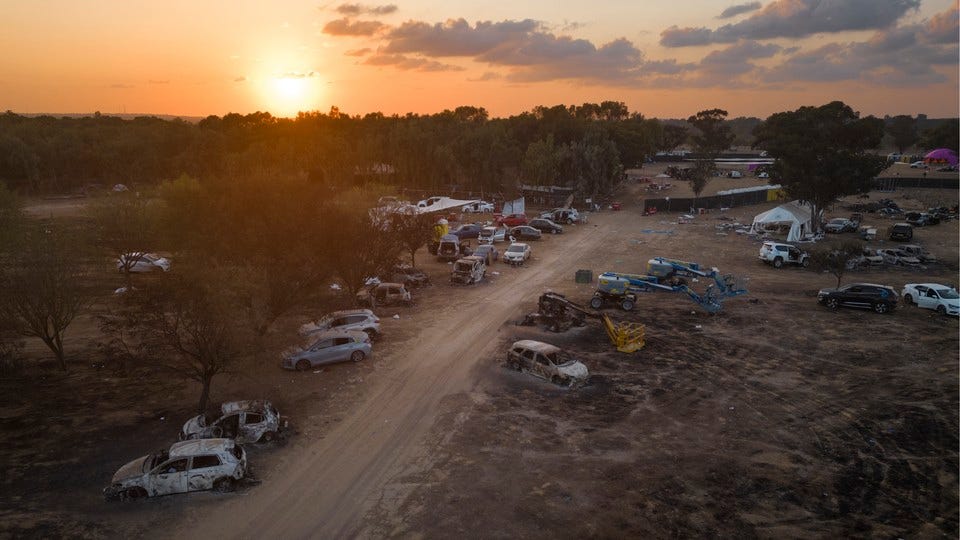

{"left": 180, "top": 400, "right": 283, "bottom": 444}
{"left": 299, "top": 309, "right": 381, "bottom": 338}
{"left": 282, "top": 330, "right": 372, "bottom": 371}
{"left": 506, "top": 340, "right": 589, "bottom": 387}
{"left": 104, "top": 438, "right": 247, "bottom": 500}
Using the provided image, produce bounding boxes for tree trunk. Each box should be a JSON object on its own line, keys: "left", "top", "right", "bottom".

{"left": 409, "top": 248, "right": 417, "bottom": 268}
{"left": 197, "top": 374, "right": 212, "bottom": 413}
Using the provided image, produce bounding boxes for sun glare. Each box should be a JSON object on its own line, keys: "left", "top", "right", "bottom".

{"left": 261, "top": 74, "right": 321, "bottom": 117}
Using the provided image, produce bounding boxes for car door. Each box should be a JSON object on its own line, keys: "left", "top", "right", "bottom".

{"left": 917, "top": 288, "right": 939, "bottom": 310}
{"left": 214, "top": 414, "right": 241, "bottom": 439}
{"left": 150, "top": 457, "right": 189, "bottom": 495}
{"left": 238, "top": 412, "right": 265, "bottom": 443}
{"left": 307, "top": 338, "right": 335, "bottom": 365}
{"left": 187, "top": 455, "right": 223, "bottom": 491}
{"left": 841, "top": 285, "right": 866, "bottom": 307}
{"left": 533, "top": 353, "right": 553, "bottom": 380}
{"left": 520, "top": 348, "right": 537, "bottom": 374}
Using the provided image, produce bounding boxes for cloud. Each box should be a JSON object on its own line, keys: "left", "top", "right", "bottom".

{"left": 147, "top": 79, "right": 170, "bottom": 85}
{"left": 345, "top": 47, "right": 372, "bottom": 56}
{"left": 384, "top": 18, "right": 540, "bottom": 57}
{"left": 468, "top": 71, "right": 502, "bottom": 81}
{"left": 335, "top": 3, "right": 397, "bottom": 16}
{"left": 662, "top": 0, "right": 922, "bottom": 47}
{"left": 323, "top": 18, "right": 385, "bottom": 36}
{"left": 718, "top": 2, "right": 761, "bottom": 19}
{"left": 277, "top": 71, "right": 322, "bottom": 78}
{"left": 924, "top": 5, "right": 959, "bottom": 44}
{"left": 642, "top": 59, "right": 697, "bottom": 75}
{"left": 363, "top": 52, "right": 464, "bottom": 72}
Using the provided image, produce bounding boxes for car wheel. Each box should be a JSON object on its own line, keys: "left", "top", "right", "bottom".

{"left": 825, "top": 298, "right": 839, "bottom": 309}
{"left": 259, "top": 431, "right": 277, "bottom": 443}
{"left": 873, "top": 302, "right": 890, "bottom": 314}
{"left": 121, "top": 487, "right": 147, "bottom": 501}
{"left": 773, "top": 257, "right": 783, "bottom": 268}
{"left": 552, "top": 229, "right": 558, "bottom": 234}
{"left": 904, "top": 293, "right": 913, "bottom": 304}
{"left": 295, "top": 360, "right": 311, "bottom": 372}
{"left": 350, "top": 350, "right": 365, "bottom": 363}
{"left": 801, "top": 258, "right": 810, "bottom": 268}
{"left": 213, "top": 477, "right": 236, "bottom": 493}
{"left": 364, "top": 329, "right": 377, "bottom": 340}
{"left": 551, "top": 375, "right": 562, "bottom": 386}
{"left": 509, "top": 361, "right": 521, "bottom": 371}
{"left": 621, "top": 298, "right": 635, "bottom": 311}
{"left": 936, "top": 305, "right": 946, "bottom": 316}
{"left": 567, "top": 218, "right": 574, "bottom": 225}
{"left": 589, "top": 296, "right": 603, "bottom": 309}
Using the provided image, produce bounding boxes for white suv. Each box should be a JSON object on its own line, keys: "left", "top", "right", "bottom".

{"left": 506, "top": 340, "right": 589, "bottom": 387}
{"left": 759, "top": 241, "right": 809, "bottom": 268}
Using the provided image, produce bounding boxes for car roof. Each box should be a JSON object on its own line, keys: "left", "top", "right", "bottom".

{"left": 906, "top": 283, "right": 953, "bottom": 289}
{"left": 308, "top": 329, "right": 368, "bottom": 341}
{"left": 845, "top": 283, "right": 895, "bottom": 289}
{"left": 170, "top": 438, "right": 235, "bottom": 456}
{"left": 512, "top": 340, "right": 561, "bottom": 354}
{"left": 508, "top": 242, "right": 529, "bottom": 248}
{"left": 325, "top": 309, "right": 374, "bottom": 318}
{"left": 221, "top": 400, "right": 273, "bottom": 415}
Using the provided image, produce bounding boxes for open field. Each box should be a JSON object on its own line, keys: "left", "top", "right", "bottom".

{"left": 1, "top": 178, "right": 958, "bottom": 538}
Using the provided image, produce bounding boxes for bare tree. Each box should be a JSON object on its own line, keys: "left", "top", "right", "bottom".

{"left": 87, "top": 191, "right": 159, "bottom": 286}
{"left": 391, "top": 212, "right": 435, "bottom": 267}
{"left": 810, "top": 240, "right": 864, "bottom": 287}
{"left": 0, "top": 225, "right": 88, "bottom": 370}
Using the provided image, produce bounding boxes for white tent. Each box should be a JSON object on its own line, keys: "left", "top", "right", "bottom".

{"left": 751, "top": 200, "right": 816, "bottom": 242}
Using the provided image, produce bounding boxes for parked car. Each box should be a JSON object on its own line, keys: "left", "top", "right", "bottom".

{"left": 528, "top": 218, "right": 564, "bottom": 234}
{"left": 728, "top": 170, "right": 743, "bottom": 178}
{"left": 901, "top": 283, "right": 959, "bottom": 316}
{"left": 848, "top": 248, "right": 885, "bottom": 269}
{"left": 824, "top": 218, "right": 857, "bottom": 233}
{"left": 450, "top": 223, "right": 485, "bottom": 241}
{"left": 910, "top": 161, "right": 927, "bottom": 168}
{"left": 888, "top": 222, "right": 913, "bottom": 241}
{"left": 758, "top": 241, "right": 809, "bottom": 268}
{"left": 473, "top": 244, "right": 499, "bottom": 265}
{"left": 300, "top": 309, "right": 381, "bottom": 338}
{"left": 899, "top": 244, "right": 937, "bottom": 263}
{"left": 496, "top": 213, "right": 528, "bottom": 227}
{"left": 817, "top": 283, "right": 898, "bottom": 314}
{"left": 505, "top": 340, "right": 589, "bottom": 387}
{"left": 282, "top": 330, "right": 372, "bottom": 371}
{"left": 508, "top": 225, "right": 542, "bottom": 241}
{"left": 450, "top": 256, "right": 486, "bottom": 285}
{"left": 503, "top": 243, "right": 532, "bottom": 266}
{"left": 117, "top": 252, "right": 170, "bottom": 273}
{"left": 104, "top": 438, "right": 247, "bottom": 500}
{"left": 757, "top": 172, "right": 770, "bottom": 179}
{"left": 478, "top": 226, "right": 507, "bottom": 244}
{"left": 391, "top": 264, "right": 430, "bottom": 288}
{"left": 876, "top": 248, "right": 920, "bottom": 266}
{"left": 936, "top": 165, "right": 957, "bottom": 172}
{"left": 540, "top": 208, "right": 582, "bottom": 224}
{"left": 180, "top": 400, "right": 283, "bottom": 444}
{"left": 462, "top": 201, "right": 494, "bottom": 213}
{"left": 356, "top": 282, "right": 412, "bottom": 307}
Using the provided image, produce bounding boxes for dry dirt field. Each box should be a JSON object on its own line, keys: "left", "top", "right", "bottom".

{"left": 1, "top": 172, "right": 958, "bottom": 539}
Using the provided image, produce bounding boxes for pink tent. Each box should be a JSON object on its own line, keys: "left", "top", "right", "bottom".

{"left": 923, "top": 148, "right": 958, "bottom": 166}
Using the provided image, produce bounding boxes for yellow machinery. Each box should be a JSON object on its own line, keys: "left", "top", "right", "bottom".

{"left": 526, "top": 292, "right": 646, "bottom": 353}
{"left": 600, "top": 314, "right": 645, "bottom": 353}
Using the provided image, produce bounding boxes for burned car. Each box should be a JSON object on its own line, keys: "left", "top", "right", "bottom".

{"left": 104, "top": 438, "right": 247, "bottom": 500}
{"left": 450, "top": 255, "right": 486, "bottom": 285}
{"left": 180, "top": 400, "right": 283, "bottom": 444}
{"left": 506, "top": 340, "right": 589, "bottom": 387}
{"left": 356, "top": 282, "right": 412, "bottom": 307}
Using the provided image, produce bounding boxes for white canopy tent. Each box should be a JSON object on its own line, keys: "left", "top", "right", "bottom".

{"left": 751, "top": 200, "right": 817, "bottom": 242}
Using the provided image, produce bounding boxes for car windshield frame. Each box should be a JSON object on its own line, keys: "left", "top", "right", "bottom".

{"left": 936, "top": 288, "right": 959, "bottom": 299}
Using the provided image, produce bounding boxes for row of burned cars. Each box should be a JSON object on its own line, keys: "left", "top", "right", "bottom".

{"left": 104, "top": 400, "right": 283, "bottom": 500}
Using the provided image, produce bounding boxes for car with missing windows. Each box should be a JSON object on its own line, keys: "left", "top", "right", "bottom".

{"left": 356, "top": 282, "right": 412, "bottom": 307}
{"left": 478, "top": 226, "right": 507, "bottom": 244}
{"left": 473, "top": 243, "right": 500, "bottom": 265}
{"left": 505, "top": 340, "right": 589, "bottom": 387}
{"left": 462, "top": 201, "right": 494, "bottom": 213}
{"left": 104, "top": 438, "right": 247, "bottom": 500}
{"left": 901, "top": 283, "right": 959, "bottom": 316}
{"left": 117, "top": 252, "right": 171, "bottom": 273}
{"left": 758, "top": 241, "right": 809, "bottom": 268}
{"left": 817, "top": 283, "right": 898, "bottom": 314}
{"left": 282, "top": 330, "right": 372, "bottom": 371}
{"left": 180, "top": 400, "right": 283, "bottom": 444}
{"left": 299, "top": 309, "right": 381, "bottom": 339}
{"left": 824, "top": 218, "right": 857, "bottom": 233}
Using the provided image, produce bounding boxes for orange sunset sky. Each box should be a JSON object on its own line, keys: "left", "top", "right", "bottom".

{"left": 2, "top": 0, "right": 958, "bottom": 119}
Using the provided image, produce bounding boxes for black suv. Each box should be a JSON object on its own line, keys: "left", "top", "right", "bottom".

{"left": 817, "top": 283, "right": 898, "bottom": 314}
{"left": 527, "top": 218, "right": 564, "bottom": 234}
{"left": 888, "top": 222, "right": 913, "bottom": 241}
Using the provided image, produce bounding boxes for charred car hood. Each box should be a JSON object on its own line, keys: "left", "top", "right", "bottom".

{"left": 557, "top": 361, "right": 589, "bottom": 381}
{"left": 112, "top": 455, "right": 150, "bottom": 482}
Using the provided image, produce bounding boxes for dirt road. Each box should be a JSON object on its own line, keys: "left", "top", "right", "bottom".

{"left": 177, "top": 221, "right": 610, "bottom": 538}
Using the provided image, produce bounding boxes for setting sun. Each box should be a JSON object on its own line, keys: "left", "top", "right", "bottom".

{"left": 261, "top": 73, "right": 321, "bottom": 117}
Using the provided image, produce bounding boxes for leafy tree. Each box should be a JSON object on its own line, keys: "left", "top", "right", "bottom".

{"left": 886, "top": 115, "right": 918, "bottom": 153}
{"left": 0, "top": 225, "right": 88, "bottom": 370}
{"left": 521, "top": 135, "right": 560, "bottom": 186}
{"left": 752, "top": 102, "right": 887, "bottom": 233}
{"left": 918, "top": 119, "right": 959, "bottom": 152}
{"left": 658, "top": 123, "right": 689, "bottom": 153}
{"left": 326, "top": 207, "right": 403, "bottom": 296}
{"left": 809, "top": 240, "right": 864, "bottom": 287}
{"left": 686, "top": 109, "right": 735, "bottom": 205}
{"left": 392, "top": 212, "right": 436, "bottom": 267}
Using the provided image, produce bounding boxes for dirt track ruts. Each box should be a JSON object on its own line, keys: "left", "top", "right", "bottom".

{"left": 176, "top": 222, "right": 609, "bottom": 539}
